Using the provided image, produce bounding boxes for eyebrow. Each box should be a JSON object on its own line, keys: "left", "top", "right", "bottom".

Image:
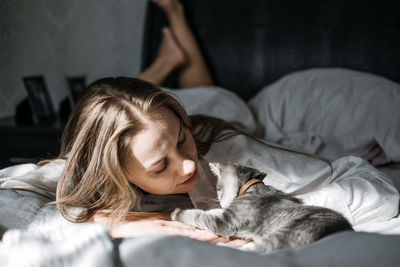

{"left": 147, "top": 122, "right": 183, "bottom": 168}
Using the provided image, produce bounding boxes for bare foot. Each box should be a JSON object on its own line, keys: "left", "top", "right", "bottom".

{"left": 156, "top": 27, "right": 187, "bottom": 70}
{"left": 138, "top": 26, "right": 186, "bottom": 85}
{"left": 151, "top": 0, "right": 184, "bottom": 19}
{"left": 149, "top": 0, "right": 214, "bottom": 88}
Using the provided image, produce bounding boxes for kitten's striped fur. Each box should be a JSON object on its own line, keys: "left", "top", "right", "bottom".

{"left": 171, "top": 162, "right": 353, "bottom": 253}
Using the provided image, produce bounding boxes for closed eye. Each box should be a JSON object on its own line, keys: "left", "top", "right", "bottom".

{"left": 152, "top": 124, "right": 186, "bottom": 176}
{"left": 154, "top": 159, "right": 168, "bottom": 174}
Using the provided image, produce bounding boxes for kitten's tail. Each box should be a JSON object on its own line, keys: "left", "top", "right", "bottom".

{"left": 318, "top": 218, "right": 354, "bottom": 239}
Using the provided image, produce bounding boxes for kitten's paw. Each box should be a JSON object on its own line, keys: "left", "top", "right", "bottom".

{"left": 239, "top": 242, "right": 270, "bottom": 254}
{"left": 208, "top": 162, "right": 221, "bottom": 176}
{"left": 239, "top": 241, "right": 255, "bottom": 251}
{"left": 170, "top": 208, "right": 182, "bottom": 221}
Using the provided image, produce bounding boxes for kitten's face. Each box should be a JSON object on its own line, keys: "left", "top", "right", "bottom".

{"left": 209, "top": 162, "right": 266, "bottom": 208}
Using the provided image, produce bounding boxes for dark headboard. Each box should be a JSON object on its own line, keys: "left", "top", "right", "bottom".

{"left": 141, "top": 0, "right": 400, "bottom": 101}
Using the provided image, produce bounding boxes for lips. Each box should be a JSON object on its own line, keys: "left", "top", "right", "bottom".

{"left": 179, "top": 170, "right": 198, "bottom": 185}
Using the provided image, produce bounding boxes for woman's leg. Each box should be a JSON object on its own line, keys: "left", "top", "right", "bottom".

{"left": 138, "top": 27, "right": 186, "bottom": 86}
{"left": 151, "top": 0, "right": 214, "bottom": 88}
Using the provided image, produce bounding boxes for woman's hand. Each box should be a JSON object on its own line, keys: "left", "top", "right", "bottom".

{"left": 93, "top": 212, "right": 249, "bottom": 248}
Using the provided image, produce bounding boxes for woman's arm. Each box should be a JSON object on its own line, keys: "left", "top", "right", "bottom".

{"left": 93, "top": 211, "right": 248, "bottom": 247}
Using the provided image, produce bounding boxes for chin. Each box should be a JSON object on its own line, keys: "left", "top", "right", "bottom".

{"left": 179, "top": 171, "right": 200, "bottom": 193}
{"left": 187, "top": 176, "right": 200, "bottom": 192}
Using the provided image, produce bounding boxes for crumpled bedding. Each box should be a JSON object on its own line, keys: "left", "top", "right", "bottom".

{"left": 190, "top": 138, "right": 400, "bottom": 233}
{"left": 1, "top": 134, "right": 398, "bottom": 234}
{"left": 2, "top": 219, "right": 400, "bottom": 267}
{"left": 171, "top": 78, "right": 400, "bottom": 234}
{"left": 1, "top": 69, "right": 400, "bottom": 266}
{"left": 247, "top": 68, "right": 400, "bottom": 163}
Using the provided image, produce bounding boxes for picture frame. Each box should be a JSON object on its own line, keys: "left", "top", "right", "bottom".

{"left": 22, "top": 75, "right": 56, "bottom": 123}
{"left": 66, "top": 75, "right": 86, "bottom": 106}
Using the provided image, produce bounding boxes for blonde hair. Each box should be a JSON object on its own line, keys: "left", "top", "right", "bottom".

{"left": 56, "top": 77, "right": 191, "bottom": 224}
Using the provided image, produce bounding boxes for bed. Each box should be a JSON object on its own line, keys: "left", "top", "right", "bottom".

{"left": 1, "top": 0, "right": 400, "bottom": 266}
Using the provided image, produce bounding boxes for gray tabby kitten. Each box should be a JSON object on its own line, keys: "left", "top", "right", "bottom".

{"left": 171, "top": 162, "right": 353, "bottom": 253}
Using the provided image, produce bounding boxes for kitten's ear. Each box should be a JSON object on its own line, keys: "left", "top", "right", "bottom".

{"left": 209, "top": 162, "right": 221, "bottom": 176}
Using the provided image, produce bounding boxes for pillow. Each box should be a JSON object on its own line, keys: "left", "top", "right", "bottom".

{"left": 248, "top": 68, "right": 400, "bottom": 162}
{"left": 165, "top": 86, "right": 258, "bottom": 134}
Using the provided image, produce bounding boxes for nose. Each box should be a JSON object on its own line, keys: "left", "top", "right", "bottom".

{"left": 179, "top": 158, "right": 196, "bottom": 177}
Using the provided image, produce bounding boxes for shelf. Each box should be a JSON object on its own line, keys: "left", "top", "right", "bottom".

{"left": 0, "top": 117, "right": 64, "bottom": 168}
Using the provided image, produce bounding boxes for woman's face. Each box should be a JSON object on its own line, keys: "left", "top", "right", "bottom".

{"left": 125, "top": 108, "right": 199, "bottom": 195}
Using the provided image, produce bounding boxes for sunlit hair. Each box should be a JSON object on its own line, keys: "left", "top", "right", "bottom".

{"left": 56, "top": 77, "right": 192, "bottom": 224}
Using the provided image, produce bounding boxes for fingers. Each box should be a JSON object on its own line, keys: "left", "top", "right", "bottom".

{"left": 162, "top": 221, "right": 217, "bottom": 240}
{"left": 127, "top": 219, "right": 251, "bottom": 247}
{"left": 199, "top": 234, "right": 250, "bottom": 248}
{"left": 225, "top": 238, "right": 250, "bottom": 248}
{"left": 160, "top": 221, "right": 221, "bottom": 241}
{"left": 177, "top": 225, "right": 249, "bottom": 246}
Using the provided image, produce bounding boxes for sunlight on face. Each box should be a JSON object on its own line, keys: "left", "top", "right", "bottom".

{"left": 125, "top": 108, "right": 199, "bottom": 195}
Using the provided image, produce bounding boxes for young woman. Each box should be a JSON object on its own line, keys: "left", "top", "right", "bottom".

{"left": 56, "top": 77, "right": 245, "bottom": 244}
